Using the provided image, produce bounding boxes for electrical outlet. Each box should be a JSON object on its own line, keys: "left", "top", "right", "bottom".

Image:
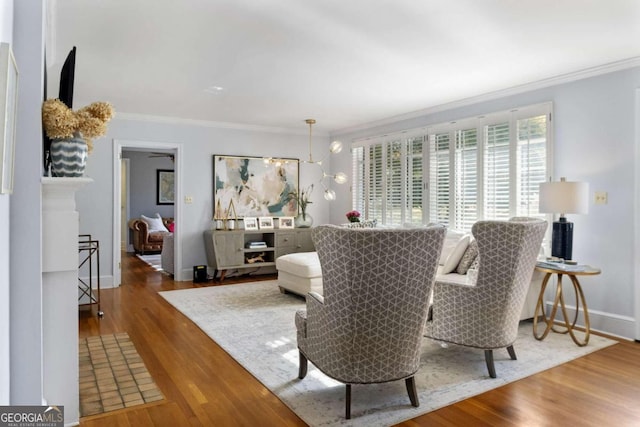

{"left": 185, "top": 196, "right": 193, "bottom": 204}
{"left": 594, "top": 191, "right": 607, "bottom": 205}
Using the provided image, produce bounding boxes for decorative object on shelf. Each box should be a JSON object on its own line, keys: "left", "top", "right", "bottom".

{"left": 539, "top": 177, "right": 589, "bottom": 261}
{"left": 213, "top": 154, "right": 299, "bottom": 217}
{"left": 243, "top": 216, "right": 258, "bottom": 231}
{"left": 42, "top": 98, "right": 114, "bottom": 177}
{"left": 346, "top": 210, "right": 361, "bottom": 223}
{"left": 214, "top": 199, "right": 224, "bottom": 230}
{"left": 279, "top": 216, "right": 294, "bottom": 229}
{"left": 295, "top": 213, "right": 313, "bottom": 228}
{"left": 301, "top": 119, "right": 347, "bottom": 201}
{"left": 226, "top": 199, "right": 238, "bottom": 230}
{"left": 287, "top": 185, "right": 313, "bottom": 228}
{"left": 156, "top": 169, "right": 174, "bottom": 205}
{"left": 0, "top": 43, "right": 18, "bottom": 194}
{"left": 258, "top": 216, "right": 274, "bottom": 229}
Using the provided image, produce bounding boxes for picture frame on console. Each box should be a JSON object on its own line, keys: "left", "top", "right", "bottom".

{"left": 258, "top": 217, "right": 274, "bottom": 229}
{"left": 243, "top": 217, "right": 258, "bottom": 231}
{"left": 279, "top": 217, "right": 294, "bottom": 229}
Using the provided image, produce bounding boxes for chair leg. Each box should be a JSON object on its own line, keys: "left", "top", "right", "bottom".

{"left": 405, "top": 376, "right": 419, "bottom": 407}
{"left": 484, "top": 349, "right": 497, "bottom": 378}
{"left": 298, "top": 351, "right": 308, "bottom": 379}
{"left": 345, "top": 384, "right": 351, "bottom": 419}
{"left": 507, "top": 345, "right": 517, "bottom": 360}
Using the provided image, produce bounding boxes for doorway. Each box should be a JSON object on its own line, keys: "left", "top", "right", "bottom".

{"left": 112, "top": 140, "right": 183, "bottom": 286}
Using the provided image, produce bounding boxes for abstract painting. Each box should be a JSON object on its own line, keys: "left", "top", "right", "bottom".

{"left": 213, "top": 155, "right": 299, "bottom": 218}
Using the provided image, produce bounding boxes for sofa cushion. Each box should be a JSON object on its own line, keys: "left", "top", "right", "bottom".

{"left": 275, "top": 252, "right": 322, "bottom": 278}
{"left": 441, "top": 234, "right": 470, "bottom": 274}
{"left": 142, "top": 213, "right": 169, "bottom": 232}
{"left": 456, "top": 239, "right": 478, "bottom": 274}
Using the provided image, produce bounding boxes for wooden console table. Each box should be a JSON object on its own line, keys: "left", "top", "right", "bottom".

{"left": 203, "top": 228, "right": 314, "bottom": 281}
{"left": 533, "top": 264, "right": 601, "bottom": 346}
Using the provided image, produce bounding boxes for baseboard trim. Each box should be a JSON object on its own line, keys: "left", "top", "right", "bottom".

{"left": 544, "top": 301, "right": 636, "bottom": 340}
{"left": 78, "top": 275, "right": 116, "bottom": 290}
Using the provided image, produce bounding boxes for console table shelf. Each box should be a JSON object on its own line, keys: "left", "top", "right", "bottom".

{"left": 204, "top": 228, "right": 314, "bottom": 281}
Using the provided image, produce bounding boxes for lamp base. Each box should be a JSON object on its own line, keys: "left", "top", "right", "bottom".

{"left": 551, "top": 218, "right": 573, "bottom": 260}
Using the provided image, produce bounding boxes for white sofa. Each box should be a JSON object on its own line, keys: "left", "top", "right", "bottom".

{"left": 275, "top": 229, "right": 543, "bottom": 320}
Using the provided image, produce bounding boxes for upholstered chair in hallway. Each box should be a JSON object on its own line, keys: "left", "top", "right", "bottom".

{"left": 295, "top": 224, "right": 446, "bottom": 419}
{"left": 424, "top": 218, "right": 547, "bottom": 378}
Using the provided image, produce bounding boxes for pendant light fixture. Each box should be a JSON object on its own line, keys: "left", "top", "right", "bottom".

{"left": 302, "top": 119, "right": 347, "bottom": 200}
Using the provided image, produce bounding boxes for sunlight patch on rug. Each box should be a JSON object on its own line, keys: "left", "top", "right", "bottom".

{"left": 160, "top": 280, "right": 616, "bottom": 427}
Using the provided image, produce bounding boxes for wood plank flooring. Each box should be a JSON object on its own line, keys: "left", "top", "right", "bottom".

{"left": 79, "top": 253, "right": 640, "bottom": 426}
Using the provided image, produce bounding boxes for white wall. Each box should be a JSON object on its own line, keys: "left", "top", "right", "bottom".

{"left": 0, "top": 0, "right": 14, "bottom": 406}
{"left": 10, "top": 0, "right": 46, "bottom": 404}
{"left": 330, "top": 66, "right": 640, "bottom": 339}
{"left": 76, "top": 118, "right": 332, "bottom": 281}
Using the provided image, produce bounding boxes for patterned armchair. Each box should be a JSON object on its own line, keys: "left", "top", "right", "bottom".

{"left": 424, "top": 218, "right": 547, "bottom": 378}
{"left": 295, "top": 224, "right": 445, "bottom": 419}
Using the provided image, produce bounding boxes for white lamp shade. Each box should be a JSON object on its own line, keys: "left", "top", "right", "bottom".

{"left": 539, "top": 180, "right": 589, "bottom": 215}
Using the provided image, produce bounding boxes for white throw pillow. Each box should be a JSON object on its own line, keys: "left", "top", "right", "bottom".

{"left": 441, "top": 235, "right": 471, "bottom": 274}
{"left": 141, "top": 213, "right": 169, "bottom": 232}
{"left": 439, "top": 230, "right": 466, "bottom": 265}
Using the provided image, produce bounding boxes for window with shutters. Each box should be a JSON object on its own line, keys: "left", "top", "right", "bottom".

{"left": 351, "top": 103, "right": 551, "bottom": 231}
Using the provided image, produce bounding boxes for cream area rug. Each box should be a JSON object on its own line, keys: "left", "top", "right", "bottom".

{"left": 159, "top": 280, "right": 615, "bottom": 427}
{"left": 136, "top": 254, "right": 163, "bottom": 271}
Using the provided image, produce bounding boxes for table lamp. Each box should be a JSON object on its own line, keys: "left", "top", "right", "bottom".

{"left": 539, "top": 177, "right": 589, "bottom": 261}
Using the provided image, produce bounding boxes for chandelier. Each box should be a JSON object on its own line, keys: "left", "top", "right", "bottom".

{"left": 302, "top": 119, "right": 347, "bottom": 200}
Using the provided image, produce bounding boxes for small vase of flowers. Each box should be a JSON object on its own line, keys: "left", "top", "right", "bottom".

{"left": 42, "top": 99, "right": 114, "bottom": 177}
{"left": 346, "top": 210, "right": 361, "bottom": 223}
{"left": 288, "top": 185, "right": 314, "bottom": 228}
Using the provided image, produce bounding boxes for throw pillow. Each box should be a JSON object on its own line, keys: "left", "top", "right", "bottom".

{"left": 141, "top": 213, "right": 169, "bottom": 232}
{"left": 167, "top": 222, "right": 175, "bottom": 233}
{"left": 456, "top": 239, "right": 478, "bottom": 274}
{"left": 439, "top": 229, "right": 467, "bottom": 265}
{"left": 343, "top": 219, "right": 377, "bottom": 228}
{"left": 441, "top": 234, "right": 470, "bottom": 274}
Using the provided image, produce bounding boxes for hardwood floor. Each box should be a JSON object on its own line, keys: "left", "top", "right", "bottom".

{"left": 79, "top": 253, "right": 640, "bottom": 426}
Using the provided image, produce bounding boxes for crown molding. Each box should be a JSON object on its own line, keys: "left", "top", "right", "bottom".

{"left": 331, "top": 56, "right": 640, "bottom": 137}
{"left": 115, "top": 113, "right": 329, "bottom": 137}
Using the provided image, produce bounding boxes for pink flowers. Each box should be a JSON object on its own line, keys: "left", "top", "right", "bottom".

{"left": 346, "top": 210, "right": 361, "bottom": 222}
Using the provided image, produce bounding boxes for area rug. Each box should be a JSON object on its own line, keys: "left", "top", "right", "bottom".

{"left": 159, "top": 281, "right": 615, "bottom": 427}
{"left": 136, "top": 254, "right": 163, "bottom": 271}
{"left": 79, "top": 333, "right": 164, "bottom": 417}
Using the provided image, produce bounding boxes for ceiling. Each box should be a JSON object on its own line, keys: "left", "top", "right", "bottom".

{"left": 47, "top": 0, "right": 640, "bottom": 134}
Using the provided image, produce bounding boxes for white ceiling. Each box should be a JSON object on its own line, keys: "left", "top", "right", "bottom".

{"left": 47, "top": 0, "right": 640, "bottom": 134}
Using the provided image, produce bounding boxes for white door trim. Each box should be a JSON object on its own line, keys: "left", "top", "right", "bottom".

{"left": 635, "top": 88, "right": 640, "bottom": 340}
{"left": 112, "top": 139, "right": 184, "bottom": 286}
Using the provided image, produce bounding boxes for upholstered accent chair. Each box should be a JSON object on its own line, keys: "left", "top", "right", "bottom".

{"left": 295, "top": 224, "right": 445, "bottom": 419}
{"left": 424, "top": 218, "right": 547, "bottom": 378}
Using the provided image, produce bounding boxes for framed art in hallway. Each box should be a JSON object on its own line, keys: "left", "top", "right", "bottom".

{"left": 157, "top": 169, "right": 175, "bottom": 205}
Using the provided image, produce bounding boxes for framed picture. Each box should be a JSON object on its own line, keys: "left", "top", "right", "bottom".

{"left": 0, "top": 43, "right": 18, "bottom": 194}
{"left": 279, "top": 216, "right": 294, "bottom": 229}
{"left": 243, "top": 217, "right": 258, "bottom": 231}
{"left": 213, "top": 155, "right": 299, "bottom": 217}
{"left": 258, "top": 217, "right": 274, "bottom": 229}
{"left": 157, "top": 169, "right": 175, "bottom": 205}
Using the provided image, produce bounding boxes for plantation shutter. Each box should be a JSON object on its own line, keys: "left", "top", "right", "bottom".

{"left": 385, "top": 140, "right": 403, "bottom": 225}
{"left": 351, "top": 146, "right": 365, "bottom": 217}
{"left": 517, "top": 115, "right": 548, "bottom": 218}
{"left": 484, "top": 122, "right": 511, "bottom": 220}
{"left": 368, "top": 144, "right": 384, "bottom": 222}
{"left": 429, "top": 132, "right": 450, "bottom": 226}
{"left": 406, "top": 136, "right": 424, "bottom": 224}
{"left": 454, "top": 128, "right": 478, "bottom": 231}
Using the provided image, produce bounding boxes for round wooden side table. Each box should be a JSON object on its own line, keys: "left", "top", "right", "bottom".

{"left": 532, "top": 264, "right": 601, "bottom": 347}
